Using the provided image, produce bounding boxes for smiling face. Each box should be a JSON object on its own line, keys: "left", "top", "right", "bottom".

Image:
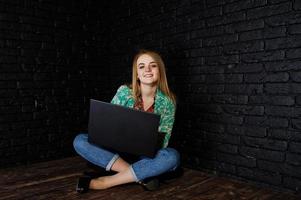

{"left": 136, "top": 54, "right": 160, "bottom": 86}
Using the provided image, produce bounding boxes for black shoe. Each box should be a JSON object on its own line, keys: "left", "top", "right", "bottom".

{"left": 83, "top": 170, "right": 115, "bottom": 178}
{"left": 76, "top": 176, "right": 91, "bottom": 194}
{"left": 158, "top": 167, "right": 184, "bottom": 182}
{"left": 139, "top": 178, "right": 160, "bottom": 191}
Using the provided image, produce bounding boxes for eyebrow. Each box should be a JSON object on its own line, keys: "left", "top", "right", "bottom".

{"left": 138, "top": 61, "right": 157, "bottom": 66}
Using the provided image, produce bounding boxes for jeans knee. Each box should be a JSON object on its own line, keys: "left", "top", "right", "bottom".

{"left": 73, "top": 134, "right": 87, "bottom": 152}
{"left": 164, "top": 148, "right": 180, "bottom": 169}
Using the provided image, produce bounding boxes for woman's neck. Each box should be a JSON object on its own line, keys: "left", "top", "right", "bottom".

{"left": 140, "top": 84, "right": 157, "bottom": 99}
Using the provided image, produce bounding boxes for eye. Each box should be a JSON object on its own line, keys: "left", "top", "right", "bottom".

{"left": 138, "top": 65, "right": 144, "bottom": 69}
{"left": 150, "top": 64, "right": 157, "bottom": 68}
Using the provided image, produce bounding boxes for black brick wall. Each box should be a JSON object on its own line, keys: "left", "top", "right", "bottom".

{"left": 104, "top": 0, "right": 301, "bottom": 192}
{"left": 1, "top": 0, "right": 301, "bottom": 193}
{"left": 0, "top": 0, "right": 111, "bottom": 167}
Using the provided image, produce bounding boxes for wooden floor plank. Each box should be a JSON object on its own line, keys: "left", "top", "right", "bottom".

{"left": 0, "top": 156, "right": 300, "bottom": 200}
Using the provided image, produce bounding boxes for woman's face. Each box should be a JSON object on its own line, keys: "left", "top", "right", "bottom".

{"left": 137, "top": 54, "right": 159, "bottom": 86}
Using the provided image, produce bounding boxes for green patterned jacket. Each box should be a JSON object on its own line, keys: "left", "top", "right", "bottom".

{"left": 110, "top": 85, "right": 176, "bottom": 148}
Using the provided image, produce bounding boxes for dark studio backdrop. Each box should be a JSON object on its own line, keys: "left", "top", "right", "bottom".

{"left": 1, "top": 0, "right": 301, "bottom": 192}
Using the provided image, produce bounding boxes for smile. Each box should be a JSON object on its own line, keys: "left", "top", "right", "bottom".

{"left": 144, "top": 74, "right": 153, "bottom": 77}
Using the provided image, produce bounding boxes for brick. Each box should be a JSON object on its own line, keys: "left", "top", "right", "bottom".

{"left": 207, "top": 84, "right": 224, "bottom": 93}
{"left": 289, "top": 24, "right": 301, "bottom": 35}
{"left": 197, "top": 122, "right": 225, "bottom": 133}
{"left": 257, "top": 160, "right": 281, "bottom": 173}
{"left": 190, "top": 47, "right": 221, "bottom": 57}
{"left": 192, "top": 104, "right": 222, "bottom": 114}
{"left": 223, "top": 41, "right": 264, "bottom": 54}
{"left": 245, "top": 126, "right": 267, "bottom": 137}
{"left": 263, "top": 26, "right": 286, "bottom": 39}
{"left": 241, "top": 50, "right": 285, "bottom": 63}
{"left": 289, "top": 142, "right": 301, "bottom": 153}
{"left": 226, "top": 125, "right": 245, "bottom": 135}
{"left": 225, "top": 74, "right": 243, "bottom": 83}
{"left": 268, "top": 117, "right": 289, "bottom": 128}
{"left": 188, "top": 58, "right": 204, "bottom": 66}
{"left": 206, "top": 0, "right": 225, "bottom": 7}
{"left": 265, "top": 36, "right": 301, "bottom": 50}
{"left": 244, "top": 72, "right": 266, "bottom": 83}
{"left": 225, "top": 19, "right": 264, "bottom": 33}
{"left": 0, "top": 81, "right": 16, "bottom": 88}
{"left": 225, "top": 63, "right": 264, "bottom": 73}
{"left": 237, "top": 166, "right": 282, "bottom": 185}
{"left": 239, "top": 146, "right": 284, "bottom": 162}
{"left": 205, "top": 74, "right": 224, "bottom": 83}
{"left": 247, "top": 2, "right": 291, "bottom": 19}
{"left": 265, "top": 106, "right": 301, "bottom": 117}
{"left": 297, "top": 96, "right": 301, "bottom": 105}
{"left": 288, "top": 130, "right": 301, "bottom": 142}
{"left": 224, "top": 0, "right": 252, "bottom": 13}
{"left": 265, "top": 83, "right": 290, "bottom": 94}
{"left": 290, "top": 71, "right": 301, "bottom": 82}
{"left": 225, "top": 11, "right": 247, "bottom": 24}
{"left": 212, "top": 94, "right": 248, "bottom": 104}
{"left": 249, "top": 95, "right": 295, "bottom": 106}
{"left": 286, "top": 48, "right": 301, "bottom": 59}
{"left": 245, "top": 72, "right": 289, "bottom": 83}
{"left": 0, "top": 13, "right": 18, "bottom": 22}
{"left": 239, "top": 30, "right": 262, "bottom": 41}
{"left": 283, "top": 164, "right": 301, "bottom": 178}
{"left": 186, "top": 75, "right": 206, "bottom": 83}
{"left": 268, "top": 129, "right": 289, "bottom": 140}
{"left": 294, "top": 0, "right": 301, "bottom": 10}
{"left": 221, "top": 133, "right": 240, "bottom": 145}
{"left": 283, "top": 177, "right": 301, "bottom": 192}
{"left": 259, "top": 149, "right": 285, "bottom": 162}
{"left": 225, "top": 84, "right": 263, "bottom": 94}
{"left": 0, "top": 139, "right": 10, "bottom": 148}
{"left": 222, "top": 105, "right": 264, "bottom": 115}
{"left": 217, "top": 152, "right": 256, "bottom": 167}
{"left": 191, "top": 27, "right": 224, "bottom": 38}
{"left": 199, "top": 65, "right": 226, "bottom": 74}
{"left": 291, "top": 83, "right": 301, "bottom": 93}
{"left": 271, "top": 12, "right": 301, "bottom": 25}
{"left": 202, "top": 113, "right": 243, "bottom": 125}
{"left": 217, "top": 162, "right": 236, "bottom": 174}
{"left": 286, "top": 153, "right": 301, "bottom": 166}
{"left": 265, "top": 72, "right": 289, "bottom": 82}
{"left": 0, "top": 73, "right": 32, "bottom": 81}
{"left": 244, "top": 135, "right": 288, "bottom": 151}
{"left": 203, "top": 34, "right": 238, "bottom": 47}
{"left": 0, "top": 55, "right": 18, "bottom": 64}
{"left": 268, "top": 0, "right": 288, "bottom": 4}
{"left": 218, "top": 143, "right": 238, "bottom": 154}
{"left": 265, "top": 60, "right": 301, "bottom": 72}
{"left": 185, "top": 94, "right": 210, "bottom": 104}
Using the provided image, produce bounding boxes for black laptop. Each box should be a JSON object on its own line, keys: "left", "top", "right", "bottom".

{"left": 88, "top": 99, "right": 161, "bottom": 158}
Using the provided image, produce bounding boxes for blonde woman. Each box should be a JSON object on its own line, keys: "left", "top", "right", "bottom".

{"left": 73, "top": 49, "right": 180, "bottom": 193}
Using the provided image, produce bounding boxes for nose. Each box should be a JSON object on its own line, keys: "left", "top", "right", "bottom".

{"left": 145, "top": 64, "right": 151, "bottom": 71}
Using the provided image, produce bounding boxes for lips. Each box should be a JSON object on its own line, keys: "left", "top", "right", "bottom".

{"left": 144, "top": 74, "right": 153, "bottom": 77}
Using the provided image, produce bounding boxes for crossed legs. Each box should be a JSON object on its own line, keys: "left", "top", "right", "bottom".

{"left": 89, "top": 157, "right": 135, "bottom": 190}
{"left": 73, "top": 133, "right": 180, "bottom": 190}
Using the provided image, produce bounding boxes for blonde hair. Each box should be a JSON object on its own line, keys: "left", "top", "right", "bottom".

{"left": 131, "top": 49, "right": 176, "bottom": 105}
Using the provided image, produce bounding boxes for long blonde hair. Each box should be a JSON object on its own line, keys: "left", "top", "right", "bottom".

{"left": 131, "top": 49, "right": 176, "bottom": 105}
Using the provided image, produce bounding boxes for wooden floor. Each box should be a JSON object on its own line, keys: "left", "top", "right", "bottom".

{"left": 0, "top": 156, "right": 300, "bottom": 200}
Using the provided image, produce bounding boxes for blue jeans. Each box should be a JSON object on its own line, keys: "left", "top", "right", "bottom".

{"left": 73, "top": 133, "right": 180, "bottom": 182}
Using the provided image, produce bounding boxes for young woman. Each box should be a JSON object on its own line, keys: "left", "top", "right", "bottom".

{"left": 73, "top": 49, "right": 180, "bottom": 193}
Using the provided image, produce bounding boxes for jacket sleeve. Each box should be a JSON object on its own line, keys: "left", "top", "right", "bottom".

{"left": 159, "top": 100, "right": 176, "bottom": 148}
{"left": 110, "top": 85, "right": 128, "bottom": 105}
